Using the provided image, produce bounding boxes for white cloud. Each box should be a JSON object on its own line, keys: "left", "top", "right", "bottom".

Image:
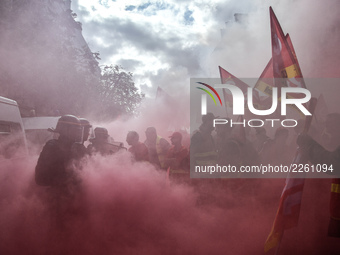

{"left": 72, "top": 0, "right": 340, "bottom": 98}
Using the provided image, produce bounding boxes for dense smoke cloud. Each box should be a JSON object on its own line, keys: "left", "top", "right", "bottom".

{"left": 99, "top": 95, "right": 190, "bottom": 146}
{"left": 0, "top": 153, "right": 277, "bottom": 254}
{"left": 1, "top": 151, "right": 339, "bottom": 254}
{"left": 1, "top": 0, "right": 340, "bottom": 254}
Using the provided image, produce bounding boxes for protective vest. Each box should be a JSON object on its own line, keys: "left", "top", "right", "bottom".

{"left": 330, "top": 178, "right": 340, "bottom": 219}
{"left": 156, "top": 136, "right": 167, "bottom": 169}
{"left": 193, "top": 150, "right": 218, "bottom": 166}
{"left": 192, "top": 132, "right": 218, "bottom": 166}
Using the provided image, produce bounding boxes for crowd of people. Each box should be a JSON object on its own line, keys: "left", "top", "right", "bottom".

{"left": 35, "top": 115, "right": 191, "bottom": 189}
{"left": 190, "top": 112, "right": 300, "bottom": 176}
{"left": 34, "top": 114, "right": 191, "bottom": 230}
{"left": 34, "top": 112, "right": 340, "bottom": 235}
{"left": 35, "top": 112, "right": 340, "bottom": 186}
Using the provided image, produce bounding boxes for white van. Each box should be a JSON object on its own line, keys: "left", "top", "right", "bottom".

{"left": 0, "top": 96, "right": 28, "bottom": 159}
{"left": 22, "top": 116, "right": 60, "bottom": 154}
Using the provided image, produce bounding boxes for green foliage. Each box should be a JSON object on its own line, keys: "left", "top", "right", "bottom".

{"left": 97, "top": 65, "right": 145, "bottom": 120}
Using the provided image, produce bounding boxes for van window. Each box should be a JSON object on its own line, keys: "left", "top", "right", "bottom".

{"left": 0, "top": 121, "right": 26, "bottom": 159}
{"left": 0, "top": 123, "right": 11, "bottom": 133}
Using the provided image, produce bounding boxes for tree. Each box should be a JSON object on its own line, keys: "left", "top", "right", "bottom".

{"left": 97, "top": 65, "right": 144, "bottom": 120}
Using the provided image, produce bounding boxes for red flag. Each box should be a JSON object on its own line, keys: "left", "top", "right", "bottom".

{"left": 286, "top": 33, "right": 302, "bottom": 76}
{"left": 255, "top": 33, "right": 305, "bottom": 97}
{"left": 219, "top": 66, "right": 249, "bottom": 93}
{"left": 285, "top": 33, "right": 307, "bottom": 89}
{"left": 218, "top": 66, "right": 260, "bottom": 111}
{"left": 256, "top": 9, "right": 306, "bottom": 119}
{"left": 265, "top": 98, "right": 317, "bottom": 253}
{"left": 270, "top": 7, "right": 305, "bottom": 90}
{"left": 254, "top": 59, "right": 275, "bottom": 106}
{"left": 264, "top": 177, "right": 305, "bottom": 253}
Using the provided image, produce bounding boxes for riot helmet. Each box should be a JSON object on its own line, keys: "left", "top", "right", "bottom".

{"left": 54, "top": 115, "right": 83, "bottom": 143}
{"left": 93, "top": 127, "right": 109, "bottom": 143}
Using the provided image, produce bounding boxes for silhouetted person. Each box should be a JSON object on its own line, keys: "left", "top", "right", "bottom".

{"left": 215, "top": 118, "right": 241, "bottom": 168}
{"left": 144, "top": 127, "right": 170, "bottom": 170}
{"left": 87, "top": 127, "right": 112, "bottom": 155}
{"left": 191, "top": 112, "right": 218, "bottom": 169}
{"left": 35, "top": 115, "right": 84, "bottom": 229}
{"left": 35, "top": 115, "right": 83, "bottom": 187}
{"left": 166, "top": 131, "right": 189, "bottom": 171}
{"left": 126, "top": 131, "right": 149, "bottom": 162}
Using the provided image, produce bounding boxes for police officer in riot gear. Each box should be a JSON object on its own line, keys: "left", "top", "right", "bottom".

{"left": 35, "top": 115, "right": 85, "bottom": 231}
{"left": 88, "top": 127, "right": 126, "bottom": 156}
{"left": 35, "top": 114, "right": 83, "bottom": 187}
{"left": 87, "top": 127, "right": 111, "bottom": 155}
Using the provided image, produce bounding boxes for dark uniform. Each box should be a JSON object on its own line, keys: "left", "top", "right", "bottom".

{"left": 36, "top": 139, "right": 79, "bottom": 187}
{"left": 36, "top": 115, "right": 83, "bottom": 187}
{"left": 35, "top": 115, "right": 84, "bottom": 229}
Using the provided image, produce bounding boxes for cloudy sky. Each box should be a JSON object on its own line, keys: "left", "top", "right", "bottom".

{"left": 71, "top": 0, "right": 340, "bottom": 98}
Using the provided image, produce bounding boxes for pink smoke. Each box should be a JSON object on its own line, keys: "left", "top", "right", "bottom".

{"left": 1, "top": 149, "right": 339, "bottom": 254}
